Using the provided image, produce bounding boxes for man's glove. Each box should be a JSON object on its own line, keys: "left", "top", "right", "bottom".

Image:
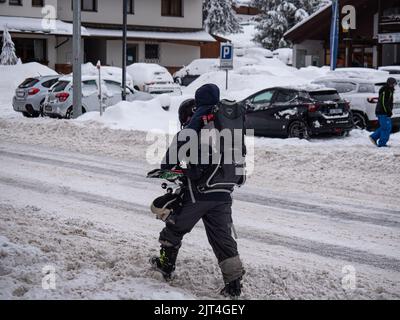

{"left": 147, "top": 168, "right": 184, "bottom": 182}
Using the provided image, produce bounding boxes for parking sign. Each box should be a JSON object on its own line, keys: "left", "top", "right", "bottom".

{"left": 220, "top": 43, "right": 233, "bottom": 70}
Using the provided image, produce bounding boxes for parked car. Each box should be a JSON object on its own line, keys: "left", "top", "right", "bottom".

{"left": 43, "top": 75, "right": 153, "bottom": 119}
{"left": 127, "top": 63, "right": 181, "bottom": 95}
{"left": 378, "top": 66, "right": 400, "bottom": 83}
{"left": 313, "top": 77, "right": 400, "bottom": 130}
{"left": 242, "top": 86, "right": 353, "bottom": 138}
{"left": 12, "top": 75, "right": 61, "bottom": 117}
{"left": 173, "top": 59, "right": 220, "bottom": 86}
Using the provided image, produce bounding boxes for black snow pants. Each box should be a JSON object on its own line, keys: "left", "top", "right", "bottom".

{"left": 159, "top": 191, "right": 244, "bottom": 283}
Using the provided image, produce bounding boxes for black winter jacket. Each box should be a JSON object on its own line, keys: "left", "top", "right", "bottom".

{"left": 376, "top": 85, "right": 394, "bottom": 117}
{"left": 161, "top": 84, "right": 232, "bottom": 202}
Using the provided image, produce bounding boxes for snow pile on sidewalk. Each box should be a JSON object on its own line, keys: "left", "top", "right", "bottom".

{"left": 77, "top": 95, "right": 186, "bottom": 133}
{"left": 0, "top": 62, "right": 58, "bottom": 119}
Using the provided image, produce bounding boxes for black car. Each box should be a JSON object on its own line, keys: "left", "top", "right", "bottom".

{"left": 242, "top": 86, "right": 354, "bottom": 138}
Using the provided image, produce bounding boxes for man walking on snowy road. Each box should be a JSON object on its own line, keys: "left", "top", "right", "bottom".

{"left": 370, "top": 77, "right": 397, "bottom": 147}
{"left": 149, "top": 84, "right": 246, "bottom": 299}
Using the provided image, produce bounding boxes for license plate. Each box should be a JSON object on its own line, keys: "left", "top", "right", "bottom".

{"left": 16, "top": 91, "right": 24, "bottom": 98}
{"left": 329, "top": 108, "right": 343, "bottom": 114}
{"left": 45, "top": 106, "right": 52, "bottom": 112}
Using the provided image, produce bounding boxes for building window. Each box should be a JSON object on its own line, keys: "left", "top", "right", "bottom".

{"left": 82, "top": 0, "right": 97, "bottom": 12}
{"left": 127, "top": 0, "right": 134, "bottom": 14}
{"left": 32, "top": 0, "right": 44, "bottom": 7}
{"left": 161, "top": 0, "right": 183, "bottom": 17}
{"left": 145, "top": 44, "right": 159, "bottom": 60}
{"left": 9, "top": 0, "right": 22, "bottom": 6}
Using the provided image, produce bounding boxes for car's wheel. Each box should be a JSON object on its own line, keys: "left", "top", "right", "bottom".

{"left": 65, "top": 107, "right": 86, "bottom": 119}
{"left": 288, "top": 120, "right": 309, "bottom": 139}
{"left": 352, "top": 112, "right": 367, "bottom": 130}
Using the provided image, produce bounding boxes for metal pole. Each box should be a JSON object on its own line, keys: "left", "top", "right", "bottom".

{"left": 122, "top": 0, "right": 128, "bottom": 101}
{"left": 72, "top": 0, "right": 82, "bottom": 118}
{"left": 97, "top": 60, "right": 103, "bottom": 116}
{"left": 226, "top": 69, "right": 228, "bottom": 91}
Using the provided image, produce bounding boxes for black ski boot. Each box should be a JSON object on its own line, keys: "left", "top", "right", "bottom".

{"left": 150, "top": 246, "right": 179, "bottom": 281}
{"left": 220, "top": 277, "right": 243, "bottom": 299}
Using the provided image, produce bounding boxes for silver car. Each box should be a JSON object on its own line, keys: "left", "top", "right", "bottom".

{"left": 43, "top": 75, "right": 154, "bottom": 119}
{"left": 12, "top": 75, "right": 60, "bottom": 117}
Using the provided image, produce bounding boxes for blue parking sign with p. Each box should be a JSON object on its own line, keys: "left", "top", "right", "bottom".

{"left": 222, "top": 45, "right": 233, "bottom": 60}
{"left": 220, "top": 43, "right": 233, "bottom": 70}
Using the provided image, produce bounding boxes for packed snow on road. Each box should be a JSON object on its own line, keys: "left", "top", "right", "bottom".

{"left": 1, "top": 59, "right": 400, "bottom": 300}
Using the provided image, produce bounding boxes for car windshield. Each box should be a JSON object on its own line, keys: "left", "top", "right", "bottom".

{"left": 18, "top": 78, "right": 39, "bottom": 89}
{"left": 52, "top": 81, "right": 69, "bottom": 92}
{"left": 309, "top": 91, "right": 341, "bottom": 102}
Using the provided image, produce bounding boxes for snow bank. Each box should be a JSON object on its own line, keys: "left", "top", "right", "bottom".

{"left": 77, "top": 95, "right": 187, "bottom": 133}
{"left": 295, "top": 66, "right": 331, "bottom": 80}
{"left": 0, "top": 63, "right": 58, "bottom": 119}
{"left": 184, "top": 67, "right": 306, "bottom": 101}
{"left": 273, "top": 48, "right": 293, "bottom": 66}
{"left": 221, "top": 24, "right": 259, "bottom": 49}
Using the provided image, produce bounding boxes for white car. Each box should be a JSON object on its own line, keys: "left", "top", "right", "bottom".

{"left": 313, "top": 77, "right": 400, "bottom": 130}
{"left": 43, "top": 75, "right": 153, "bottom": 118}
{"left": 173, "top": 58, "right": 220, "bottom": 86}
{"left": 127, "top": 63, "right": 181, "bottom": 95}
{"left": 378, "top": 66, "right": 400, "bottom": 83}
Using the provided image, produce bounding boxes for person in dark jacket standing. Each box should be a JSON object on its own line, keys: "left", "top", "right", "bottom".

{"left": 370, "top": 77, "right": 397, "bottom": 147}
{"left": 149, "top": 84, "right": 245, "bottom": 298}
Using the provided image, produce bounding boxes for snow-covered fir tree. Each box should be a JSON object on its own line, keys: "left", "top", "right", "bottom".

{"left": 252, "top": 0, "right": 330, "bottom": 50}
{"left": 0, "top": 27, "right": 18, "bottom": 65}
{"left": 203, "top": 0, "right": 242, "bottom": 35}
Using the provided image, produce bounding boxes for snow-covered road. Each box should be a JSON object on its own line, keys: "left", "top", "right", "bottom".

{"left": 1, "top": 118, "right": 400, "bottom": 299}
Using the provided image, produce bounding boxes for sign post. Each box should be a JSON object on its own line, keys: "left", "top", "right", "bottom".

{"left": 96, "top": 60, "right": 103, "bottom": 117}
{"left": 72, "top": 0, "right": 82, "bottom": 118}
{"left": 330, "top": 0, "right": 340, "bottom": 70}
{"left": 220, "top": 43, "right": 234, "bottom": 91}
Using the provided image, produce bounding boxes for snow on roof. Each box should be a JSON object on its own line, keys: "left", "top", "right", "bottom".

{"left": 85, "top": 27, "right": 216, "bottom": 42}
{"left": 314, "top": 76, "right": 389, "bottom": 84}
{"left": 284, "top": 3, "right": 332, "bottom": 37}
{"left": 0, "top": 15, "right": 89, "bottom": 36}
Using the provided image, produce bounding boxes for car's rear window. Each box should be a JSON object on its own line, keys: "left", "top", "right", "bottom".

{"left": 52, "top": 81, "right": 69, "bottom": 92}
{"left": 309, "top": 91, "right": 341, "bottom": 102}
{"left": 18, "top": 78, "right": 39, "bottom": 89}
{"left": 320, "top": 81, "right": 356, "bottom": 93}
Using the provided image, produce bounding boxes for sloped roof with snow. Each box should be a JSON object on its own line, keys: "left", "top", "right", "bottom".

{"left": 0, "top": 15, "right": 89, "bottom": 36}
{"left": 85, "top": 27, "right": 215, "bottom": 42}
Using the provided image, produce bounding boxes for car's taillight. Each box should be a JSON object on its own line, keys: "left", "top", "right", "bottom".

{"left": 367, "top": 97, "right": 379, "bottom": 104}
{"left": 56, "top": 92, "right": 69, "bottom": 102}
{"left": 308, "top": 104, "right": 318, "bottom": 112}
{"left": 28, "top": 88, "right": 40, "bottom": 95}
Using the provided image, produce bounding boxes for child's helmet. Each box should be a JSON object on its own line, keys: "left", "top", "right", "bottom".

{"left": 178, "top": 98, "right": 196, "bottom": 127}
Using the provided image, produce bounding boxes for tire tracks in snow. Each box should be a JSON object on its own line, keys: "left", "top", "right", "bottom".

{"left": 1, "top": 174, "right": 400, "bottom": 273}
{"left": 1, "top": 148, "right": 399, "bottom": 229}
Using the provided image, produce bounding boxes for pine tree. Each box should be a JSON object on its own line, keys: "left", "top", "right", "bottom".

{"left": 0, "top": 27, "right": 18, "bottom": 65}
{"left": 203, "top": 0, "right": 242, "bottom": 35}
{"left": 252, "top": 0, "right": 328, "bottom": 50}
